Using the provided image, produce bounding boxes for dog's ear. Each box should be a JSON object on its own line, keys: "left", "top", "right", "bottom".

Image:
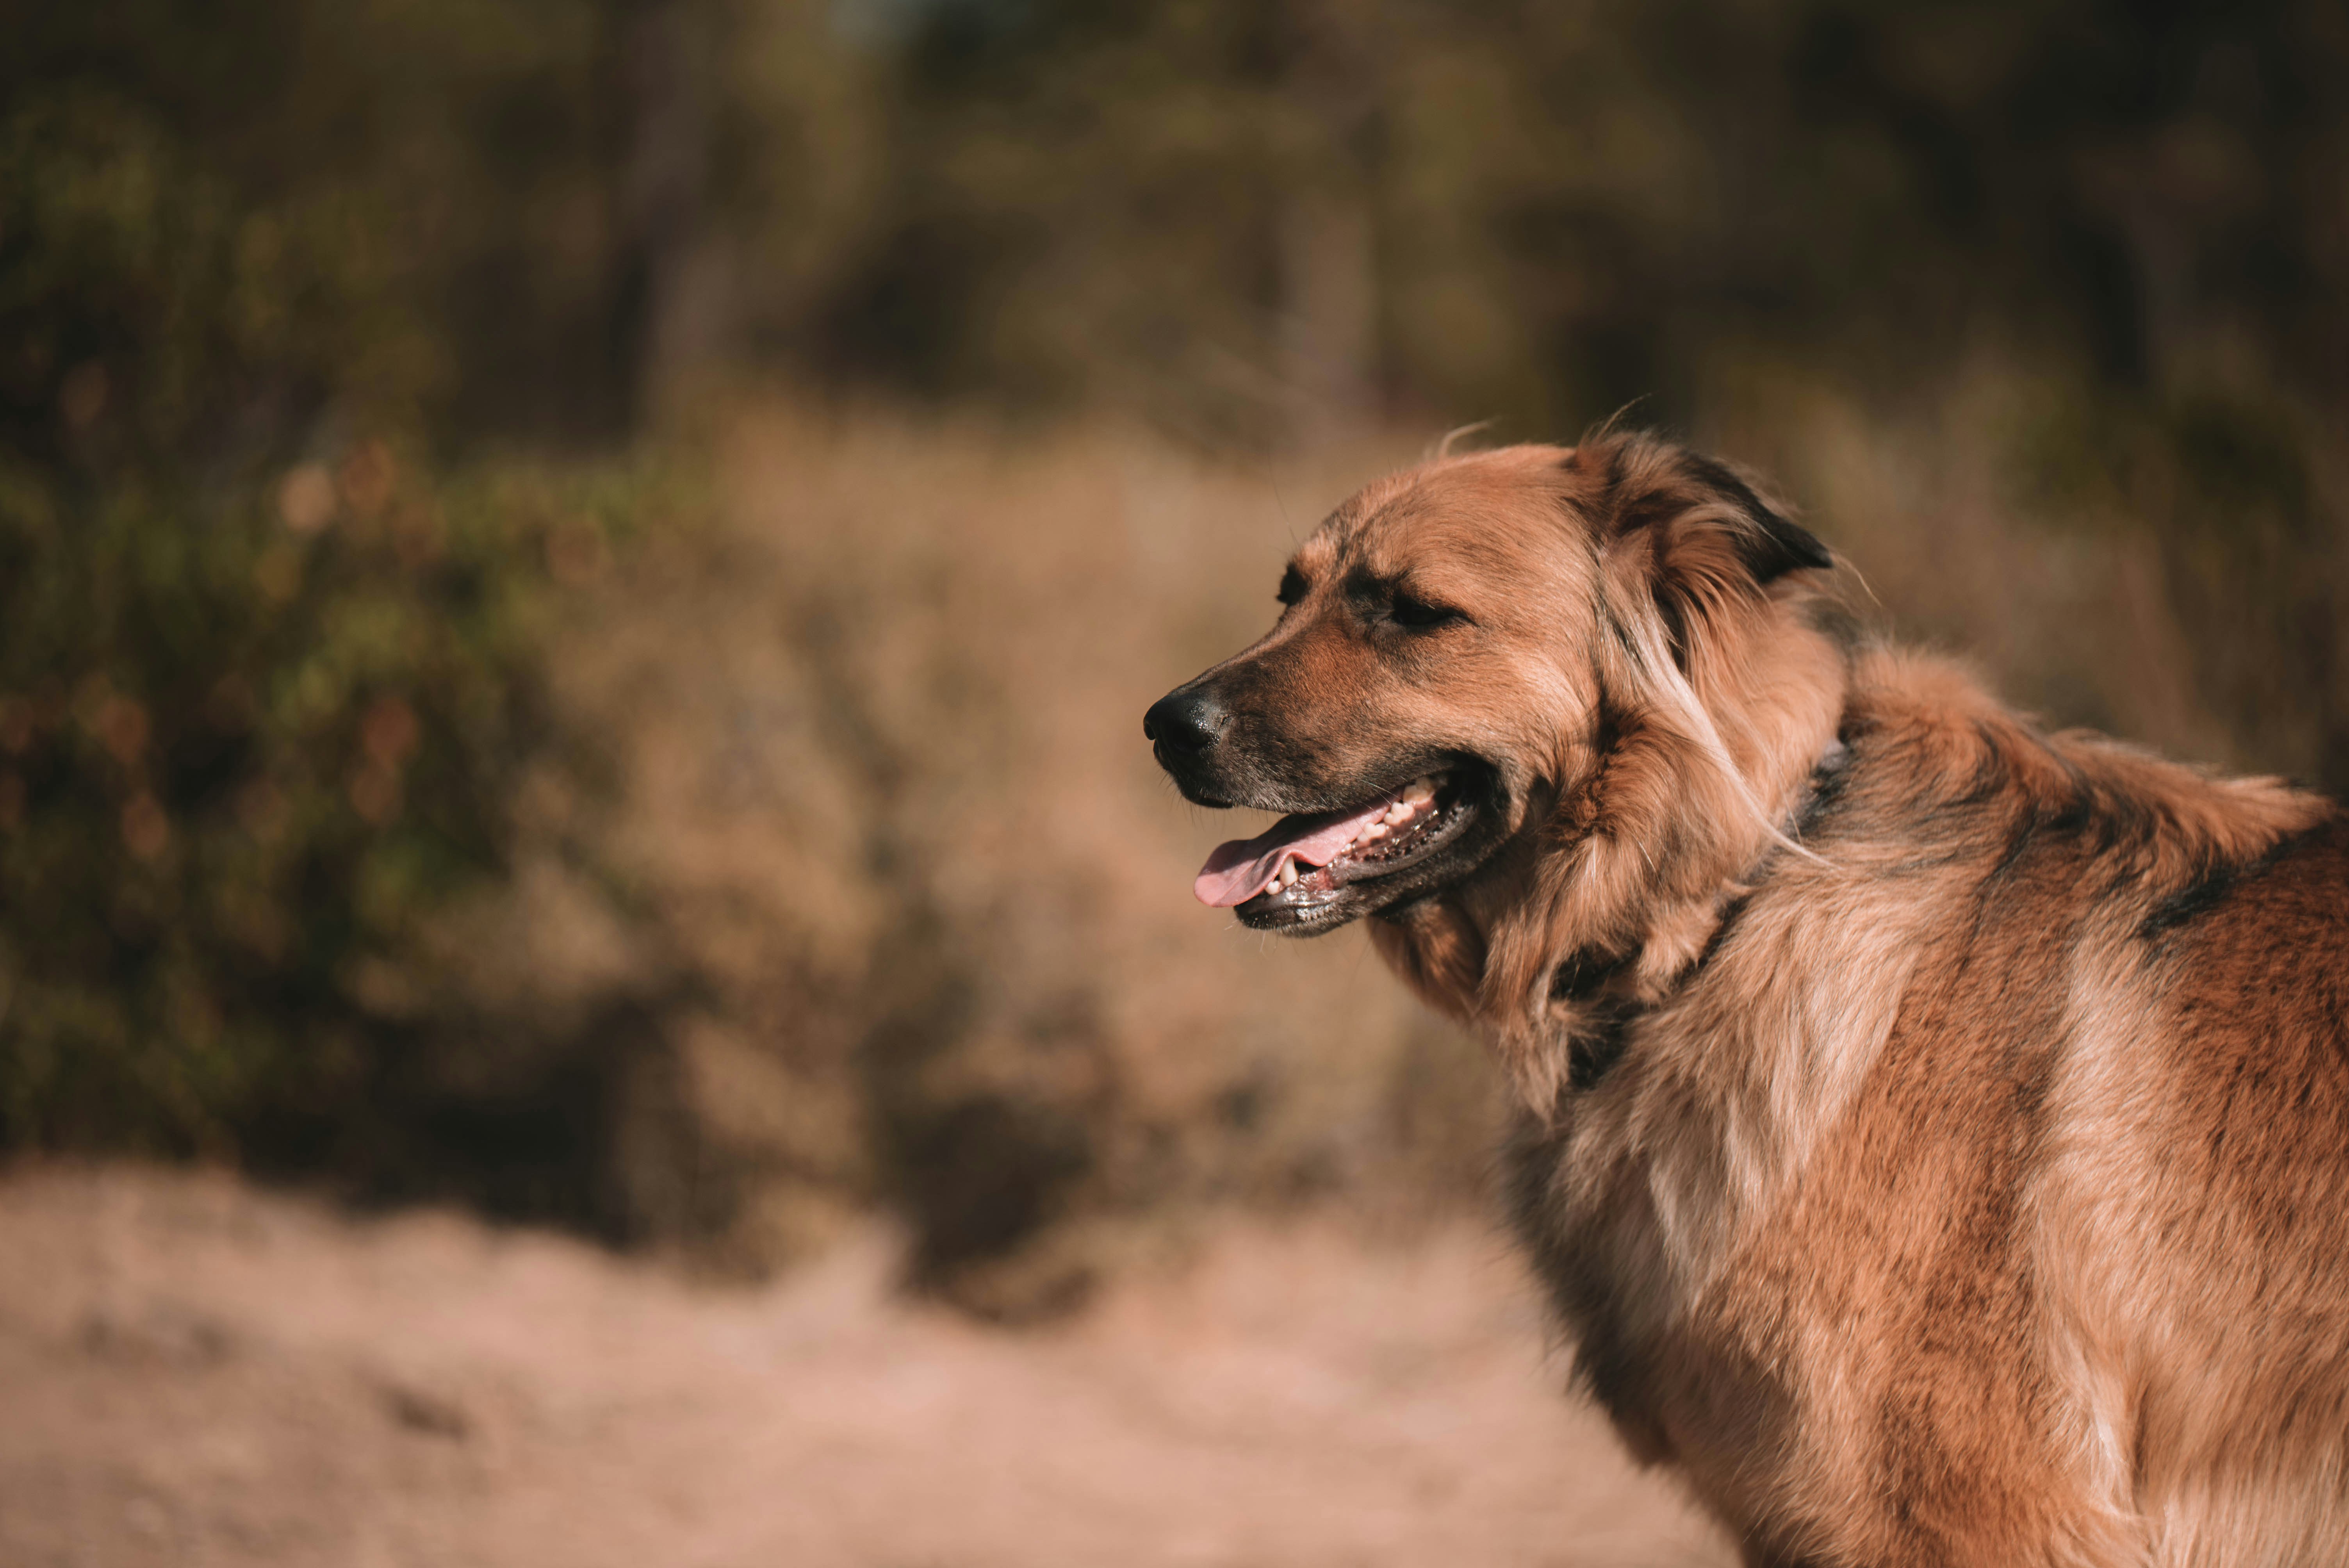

{"left": 1470, "top": 435, "right": 1841, "bottom": 1110}
{"left": 1669, "top": 452, "right": 1832, "bottom": 585}
{"left": 1574, "top": 438, "right": 1830, "bottom": 666}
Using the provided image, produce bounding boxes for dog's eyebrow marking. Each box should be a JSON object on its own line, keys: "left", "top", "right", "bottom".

{"left": 1292, "top": 531, "right": 1342, "bottom": 580}
{"left": 1341, "top": 565, "right": 1466, "bottom": 614}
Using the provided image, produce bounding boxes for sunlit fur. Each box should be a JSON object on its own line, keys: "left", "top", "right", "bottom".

{"left": 1170, "top": 432, "right": 2349, "bottom": 1566}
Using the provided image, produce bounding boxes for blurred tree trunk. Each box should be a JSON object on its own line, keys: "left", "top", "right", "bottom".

{"left": 612, "top": 0, "right": 724, "bottom": 431}
{"left": 1279, "top": 189, "right": 1378, "bottom": 446}
{"left": 1278, "top": 0, "right": 1382, "bottom": 447}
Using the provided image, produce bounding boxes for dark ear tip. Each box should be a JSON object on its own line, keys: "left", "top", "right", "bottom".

{"left": 1739, "top": 512, "right": 1833, "bottom": 583}
{"left": 1676, "top": 449, "right": 1831, "bottom": 583}
{"left": 1782, "top": 521, "right": 1834, "bottom": 572}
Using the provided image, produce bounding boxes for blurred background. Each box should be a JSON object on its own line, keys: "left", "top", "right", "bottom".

{"left": 2, "top": 1, "right": 2344, "bottom": 1562}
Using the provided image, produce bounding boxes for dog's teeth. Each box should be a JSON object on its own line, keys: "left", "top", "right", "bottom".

{"left": 1280, "top": 860, "right": 1298, "bottom": 888}
{"left": 1403, "top": 777, "right": 1436, "bottom": 805}
{"left": 1361, "top": 821, "right": 1388, "bottom": 841}
{"left": 1384, "top": 802, "right": 1412, "bottom": 824}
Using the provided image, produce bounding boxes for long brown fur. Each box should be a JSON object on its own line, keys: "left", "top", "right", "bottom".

{"left": 1154, "top": 432, "right": 2349, "bottom": 1565}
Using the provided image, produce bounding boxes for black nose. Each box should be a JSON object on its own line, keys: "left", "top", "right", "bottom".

{"left": 1144, "top": 688, "right": 1227, "bottom": 755}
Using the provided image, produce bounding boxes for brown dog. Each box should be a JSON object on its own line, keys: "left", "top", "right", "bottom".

{"left": 1146, "top": 432, "right": 2349, "bottom": 1566}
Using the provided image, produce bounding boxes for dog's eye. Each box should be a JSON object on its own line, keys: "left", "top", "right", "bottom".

{"left": 1276, "top": 567, "right": 1308, "bottom": 606}
{"left": 1388, "top": 592, "right": 1463, "bottom": 630}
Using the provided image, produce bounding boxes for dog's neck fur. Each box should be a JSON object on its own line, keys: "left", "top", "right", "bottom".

{"left": 1371, "top": 588, "right": 1850, "bottom": 1112}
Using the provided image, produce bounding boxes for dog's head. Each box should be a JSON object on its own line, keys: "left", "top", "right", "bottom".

{"left": 1146, "top": 433, "right": 1837, "bottom": 948}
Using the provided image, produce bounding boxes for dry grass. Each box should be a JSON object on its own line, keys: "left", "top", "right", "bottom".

{"left": 454, "top": 406, "right": 1505, "bottom": 1307}
{"left": 0, "top": 1162, "right": 1729, "bottom": 1568}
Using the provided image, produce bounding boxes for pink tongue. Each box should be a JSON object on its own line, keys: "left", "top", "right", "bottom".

{"left": 1194, "top": 795, "right": 1398, "bottom": 907}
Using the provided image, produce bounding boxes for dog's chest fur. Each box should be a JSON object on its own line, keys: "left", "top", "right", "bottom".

{"left": 1500, "top": 781, "right": 1975, "bottom": 1500}
{"left": 1423, "top": 704, "right": 2155, "bottom": 1558}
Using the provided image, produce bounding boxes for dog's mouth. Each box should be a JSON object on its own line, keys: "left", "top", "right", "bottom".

{"left": 1193, "top": 764, "right": 1501, "bottom": 934}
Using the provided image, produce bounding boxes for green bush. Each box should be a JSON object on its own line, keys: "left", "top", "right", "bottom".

{"left": 0, "top": 88, "right": 629, "bottom": 1160}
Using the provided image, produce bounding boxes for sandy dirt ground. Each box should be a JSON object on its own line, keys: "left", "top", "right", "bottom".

{"left": 0, "top": 1166, "right": 1730, "bottom": 1568}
